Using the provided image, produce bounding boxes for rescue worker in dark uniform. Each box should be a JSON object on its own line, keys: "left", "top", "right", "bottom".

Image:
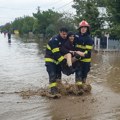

{"left": 74, "top": 20, "right": 94, "bottom": 87}
{"left": 45, "top": 27, "right": 68, "bottom": 95}
{"left": 7, "top": 31, "right": 11, "bottom": 43}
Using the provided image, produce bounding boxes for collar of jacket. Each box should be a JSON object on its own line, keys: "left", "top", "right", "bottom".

{"left": 57, "top": 34, "right": 67, "bottom": 44}
{"left": 57, "top": 34, "right": 66, "bottom": 41}
{"left": 78, "top": 32, "right": 89, "bottom": 36}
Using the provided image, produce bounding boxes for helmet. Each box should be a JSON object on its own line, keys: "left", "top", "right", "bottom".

{"left": 79, "top": 20, "right": 90, "bottom": 28}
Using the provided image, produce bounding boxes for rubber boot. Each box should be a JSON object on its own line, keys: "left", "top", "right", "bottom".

{"left": 50, "top": 87, "right": 61, "bottom": 99}
{"left": 51, "top": 86, "right": 58, "bottom": 95}
{"left": 76, "top": 81, "right": 84, "bottom": 95}
{"left": 82, "top": 78, "right": 92, "bottom": 92}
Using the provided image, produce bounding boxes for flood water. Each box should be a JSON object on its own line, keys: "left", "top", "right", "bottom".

{"left": 0, "top": 34, "right": 120, "bottom": 120}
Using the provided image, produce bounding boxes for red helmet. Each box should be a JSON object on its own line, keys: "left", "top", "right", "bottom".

{"left": 79, "top": 20, "right": 90, "bottom": 28}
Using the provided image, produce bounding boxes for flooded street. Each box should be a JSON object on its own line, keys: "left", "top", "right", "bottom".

{"left": 0, "top": 34, "right": 120, "bottom": 120}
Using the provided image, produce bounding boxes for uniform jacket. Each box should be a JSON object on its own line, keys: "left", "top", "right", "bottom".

{"left": 45, "top": 34, "right": 67, "bottom": 64}
{"left": 75, "top": 33, "right": 94, "bottom": 62}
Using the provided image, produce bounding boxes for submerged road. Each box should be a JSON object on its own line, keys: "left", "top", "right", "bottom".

{"left": 0, "top": 34, "right": 120, "bottom": 120}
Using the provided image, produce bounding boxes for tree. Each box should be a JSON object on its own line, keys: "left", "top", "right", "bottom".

{"left": 95, "top": 0, "right": 107, "bottom": 7}
{"left": 72, "top": 0, "right": 105, "bottom": 36}
{"left": 33, "top": 7, "right": 76, "bottom": 38}
{"left": 33, "top": 7, "right": 63, "bottom": 36}
{"left": 1, "top": 23, "right": 12, "bottom": 32}
{"left": 105, "top": 0, "right": 120, "bottom": 39}
{"left": 105, "top": 0, "right": 120, "bottom": 24}
{"left": 12, "top": 17, "right": 24, "bottom": 34}
{"left": 21, "top": 16, "right": 35, "bottom": 34}
{"left": 11, "top": 16, "right": 35, "bottom": 34}
{"left": 45, "top": 24, "right": 56, "bottom": 38}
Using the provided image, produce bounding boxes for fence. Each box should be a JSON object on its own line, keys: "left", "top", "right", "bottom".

{"left": 94, "top": 36, "right": 120, "bottom": 51}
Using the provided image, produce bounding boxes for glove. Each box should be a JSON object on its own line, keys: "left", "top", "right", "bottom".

{"left": 74, "top": 53, "right": 81, "bottom": 59}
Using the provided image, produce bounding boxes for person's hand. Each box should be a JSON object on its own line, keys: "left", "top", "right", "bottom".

{"left": 74, "top": 52, "right": 81, "bottom": 59}
{"left": 75, "top": 51, "right": 85, "bottom": 57}
{"left": 69, "top": 51, "right": 75, "bottom": 55}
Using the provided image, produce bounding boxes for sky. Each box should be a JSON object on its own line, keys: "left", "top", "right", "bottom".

{"left": 0, "top": 0, "right": 75, "bottom": 25}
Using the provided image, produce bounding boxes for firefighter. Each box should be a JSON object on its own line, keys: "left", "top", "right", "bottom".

{"left": 45, "top": 27, "right": 68, "bottom": 96}
{"left": 7, "top": 31, "right": 11, "bottom": 43}
{"left": 74, "top": 20, "right": 94, "bottom": 88}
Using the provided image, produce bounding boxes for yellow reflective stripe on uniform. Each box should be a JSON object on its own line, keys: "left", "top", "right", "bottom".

{"left": 85, "top": 45, "right": 93, "bottom": 50}
{"left": 45, "top": 58, "right": 54, "bottom": 62}
{"left": 46, "top": 44, "right": 51, "bottom": 50}
{"left": 84, "top": 50, "right": 88, "bottom": 54}
{"left": 76, "top": 81, "right": 83, "bottom": 85}
{"left": 81, "top": 58, "right": 91, "bottom": 62}
{"left": 49, "top": 82, "right": 57, "bottom": 88}
{"left": 58, "top": 56, "right": 64, "bottom": 62}
{"left": 76, "top": 44, "right": 93, "bottom": 50}
{"left": 45, "top": 58, "right": 58, "bottom": 64}
{"left": 52, "top": 48, "right": 60, "bottom": 53}
{"left": 76, "top": 45, "right": 86, "bottom": 49}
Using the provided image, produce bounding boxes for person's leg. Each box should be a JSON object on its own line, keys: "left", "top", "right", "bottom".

{"left": 56, "top": 64, "right": 62, "bottom": 81}
{"left": 64, "top": 53, "right": 75, "bottom": 74}
{"left": 64, "top": 53, "right": 72, "bottom": 67}
{"left": 64, "top": 53, "right": 79, "bottom": 65}
{"left": 74, "top": 61, "right": 84, "bottom": 95}
{"left": 81, "top": 62, "right": 91, "bottom": 83}
{"left": 45, "top": 63, "right": 58, "bottom": 94}
{"left": 81, "top": 62, "right": 92, "bottom": 92}
{"left": 75, "top": 61, "right": 82, "bottom": 83}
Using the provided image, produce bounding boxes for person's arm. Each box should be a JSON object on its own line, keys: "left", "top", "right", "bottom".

{"left": 75, "top": 36, "right": 93, "bottom": 57}
{"left": 49, "top": 39, "right": 65, "bottom": 63}
{"left": 60, "top": 47, "right": 69, "bottom": 54}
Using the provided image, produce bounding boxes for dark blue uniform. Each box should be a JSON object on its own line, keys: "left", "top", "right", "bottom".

{"left": 7, "top": 32, "right": 11, "bottom": 43}
{"left": 75, "top": 33, "right": 94, "bottom": 83}
{"left": 45, "top": 34, "right": 66, "bottom": 88}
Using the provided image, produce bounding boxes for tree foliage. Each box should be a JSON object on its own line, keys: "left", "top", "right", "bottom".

{"left": 1, "top": 1, "right": 120, "bottom": 39}
{"left": 1, "top": 23, "right": 12, "bottom": 32}
{"left": 72, "top": 0, "right": 105, "bottom": 36}
{"left": 105, "top": 0, "right": 120, "bottom": 24}
{"left": 12, "top": 16, "right": 35, "bottom": 34}
{"left": 33, "top": 7, "right": 76, "bottom": 37}
{"left": 105, "top": 0, "right": 120, "bottom": 39}
{"left": 33, "top": 8, "right": 63, "bottom": 35}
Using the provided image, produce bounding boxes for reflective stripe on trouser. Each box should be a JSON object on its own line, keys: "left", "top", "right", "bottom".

{"left": 45, "top": 62, "right": 61, "bottom": 83}
{"left": 76, "top": 81, "right": 83, "bottom": 85}
{"left": 49, "top": 82, "right": 57, "bottom": 88}
{"left": 81, "top": 58, "right": 91, "bottom": 62}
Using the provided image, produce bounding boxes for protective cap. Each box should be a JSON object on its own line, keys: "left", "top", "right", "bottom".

{"left": 79, "top": 20, "right": 90, "bottom": 28}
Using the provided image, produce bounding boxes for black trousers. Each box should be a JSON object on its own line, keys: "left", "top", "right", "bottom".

{"left": 45, "top": 63, "right": 61, "bottom": 83}
{"left": 75, "top": 61, "right": 90, "bottom": 82}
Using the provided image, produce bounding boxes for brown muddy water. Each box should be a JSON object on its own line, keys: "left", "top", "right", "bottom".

{"left": 0, "top": 34, "right": 120, "bottom": 120}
